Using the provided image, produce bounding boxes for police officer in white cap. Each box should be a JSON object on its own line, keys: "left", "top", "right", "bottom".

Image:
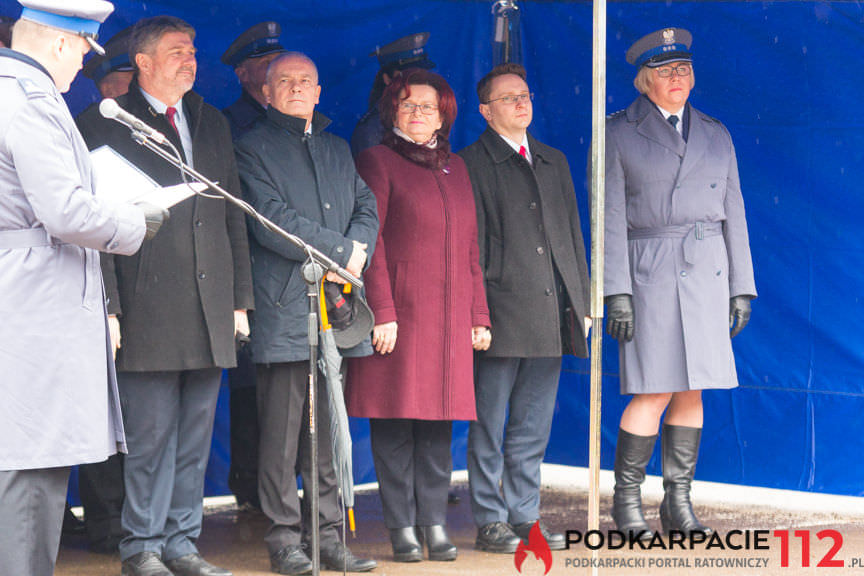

{"left": 604, "top": 27, "right": 755, "bottom": 540}
{"left": 0, "top": 1, "right": 165, "bottom": 575}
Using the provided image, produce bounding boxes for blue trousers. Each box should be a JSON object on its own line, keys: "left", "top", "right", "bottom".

{"left": 467, "top": 356, "right": 560, "bottom": 526}
{"left": 117, "top": 368, "right": 221, "bottom": 562}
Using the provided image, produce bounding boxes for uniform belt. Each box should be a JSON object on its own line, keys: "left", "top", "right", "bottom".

{"left": 0, "top": 228, "right": 63, "bottom": 249}
{"left": 628, "top": 222, "right": 723, "bottom": 266}
{"left": 628, "top": 222, "right": 723, "bottom": 240}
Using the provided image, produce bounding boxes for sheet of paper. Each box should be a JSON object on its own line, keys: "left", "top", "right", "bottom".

{"left": 140, "top": 182, "right": 207, "bottom": 209}
{"left": 90, "top": 145, "right": 207, "bottom": 209}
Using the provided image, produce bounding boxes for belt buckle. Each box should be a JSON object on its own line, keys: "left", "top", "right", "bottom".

{"left": 695, "top": 222, "right": 704, "bottom": 240}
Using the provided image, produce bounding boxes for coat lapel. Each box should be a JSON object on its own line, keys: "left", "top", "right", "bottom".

{"left": 675, "top": 104, "right": 714, "bottom": 184}
{"left": 629, "top": 95, "right": 685, "bottom": 158}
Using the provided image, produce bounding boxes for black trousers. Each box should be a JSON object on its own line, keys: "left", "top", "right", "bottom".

{"left": 369, "top": 418, "right": 452, "bottom": 529}
{"left": 78, "top": 454, "right": 124, "bottom": 546}
{"left": 257, "top": 362, "right": 342, "bottom": 555}
{"left": 227, "top": 344, "right": 259, "bottom": 506}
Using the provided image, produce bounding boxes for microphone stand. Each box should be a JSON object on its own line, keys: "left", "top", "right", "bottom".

{"left": 129, "top": 129, "right": 359, "bottom": 576}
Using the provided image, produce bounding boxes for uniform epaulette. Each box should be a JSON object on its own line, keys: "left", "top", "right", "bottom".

{"left": 695, "top": 109, "right": 720, "bottom": 123}
{"left": 17, "top": 76, "right": 47, "bottom": 99}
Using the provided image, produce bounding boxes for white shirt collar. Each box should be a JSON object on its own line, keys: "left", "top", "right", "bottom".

{"left": 497, "top": 132, "right": 531, "bottom": 163}
{"left": 138, "top": 87, "right": 194, "bottom": 167}
{"left": 657, "top": 104, "right": 684, "bottom": 136}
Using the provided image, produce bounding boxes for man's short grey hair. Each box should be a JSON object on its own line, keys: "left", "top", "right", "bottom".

{"left": 265, "top": 51, "right": 318, "bottom": 84}
{"left": 633, "top": 63, "right": 695, "bottom": 95}
{"left": 128, "top": 15, "right": 195, "bottom": 69}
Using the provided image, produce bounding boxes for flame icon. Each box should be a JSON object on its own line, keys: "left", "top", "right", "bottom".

{"left": 514, "top": 521, "right": 553, "bottom": 575}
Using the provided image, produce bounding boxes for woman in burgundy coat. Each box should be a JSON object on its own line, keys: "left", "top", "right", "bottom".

{"left": 347, "top": 69, "right": 490, "bottom": 563}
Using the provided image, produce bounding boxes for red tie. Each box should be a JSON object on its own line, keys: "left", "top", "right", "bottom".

{"left": 166, "top": 106, "right": 178, "bottom": 134}
{"left": 519, "top": 145, "right": 527, "bottom": 159}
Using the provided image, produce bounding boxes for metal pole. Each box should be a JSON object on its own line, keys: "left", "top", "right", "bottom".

{"left": 304, "top": 263, "right": 322, "bottom": 576}
{"left": 588, "top": 0, "right": 606, "bottom": 574}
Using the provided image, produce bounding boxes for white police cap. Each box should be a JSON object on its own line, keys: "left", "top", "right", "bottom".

{"left": 18, "top": 0, "right": 114, "bottom": 55}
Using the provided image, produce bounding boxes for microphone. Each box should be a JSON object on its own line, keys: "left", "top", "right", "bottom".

{"left": 99, "top": 98, "right": 167, "bottom": 145}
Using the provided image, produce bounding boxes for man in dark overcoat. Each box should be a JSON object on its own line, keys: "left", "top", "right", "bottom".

{"left": 219, "top": 20, "right": 286, "bottom": 513}
{"left": 77, "top": 15, "right": 253, "bottom": 576}
{"left": 460, "top": 63, "right": 590, "bottom": 553}
{"left": 234, "top": 52, "right": 379, "bottom": 575}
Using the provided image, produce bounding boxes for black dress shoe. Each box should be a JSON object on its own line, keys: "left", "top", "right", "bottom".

{"left": 475, "top": 522, "right": 521, "bottom": 554}
{"left": 270, "top": 546, "right": 312, "bottom": 575}
{"left": 165, "top": 553, "right": 233, "bottom": 576}
{"left": 121, "top": 551, "right": 173, "bottom": 576}
{"left": 420, "top": 525, "right": 457, "bottom": 561}
{"left": 512, "top": 520, "right": 566, "bottom": 551}
{"left": 319, "top": 543, "right": 377, "bottom": 572}
{"left": 389, "top": 527, "right": 422, "bottom": 562}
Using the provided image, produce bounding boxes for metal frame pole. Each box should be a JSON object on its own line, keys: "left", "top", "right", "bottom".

{"left": 588, "top": 1, "right": 607, "bottom": 574}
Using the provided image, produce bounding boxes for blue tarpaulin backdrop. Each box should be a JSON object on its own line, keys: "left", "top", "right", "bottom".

{"left": 4, "top": 0, "right": 862, "bottom": 499}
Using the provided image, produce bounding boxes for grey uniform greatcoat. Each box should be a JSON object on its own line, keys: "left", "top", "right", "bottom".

{"left": 0, "top": 50, "right": 144, "bottom": 471}
{"left": 605, "top": 95, "right": 756, "bottom": 394}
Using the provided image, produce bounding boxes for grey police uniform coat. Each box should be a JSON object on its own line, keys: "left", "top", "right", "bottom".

{"left": 605, "top": 95, "right": 756, "bottom": 394}
{"left": 0, "top": 50, "right": 145, "bottom": 471}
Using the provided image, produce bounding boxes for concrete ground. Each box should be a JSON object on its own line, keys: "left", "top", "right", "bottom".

{"left": 56, "top": 469, "right": 864, "bottom": 576}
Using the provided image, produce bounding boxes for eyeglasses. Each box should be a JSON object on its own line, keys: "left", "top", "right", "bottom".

{"left": 654, "top": 64, "right": 692, "bottom": 78}
{"left": 484, "top": 92, "right": 534, "bottom": 105}
{"left": 398, "top": 102, "right": 439, "bottom": 115}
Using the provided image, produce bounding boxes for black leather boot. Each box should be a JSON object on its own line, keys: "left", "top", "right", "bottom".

{"left": 390, "top": 527, "right": 423, "bottom": 562}
{"left": 659, "top": 424, "right": 712, "bottom": 536}
{"left": 420, "top": 525, "right": 457, "bottom": 561}
{"left": 612, "top": 428, "right": 657, "bottom": 540}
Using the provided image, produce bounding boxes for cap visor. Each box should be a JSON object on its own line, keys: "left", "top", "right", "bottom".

{"left": 85, "top": 36, "right": 106, "bottom": 56}
{"left": 644, "top": 55, "right": 691, "bottom": 67}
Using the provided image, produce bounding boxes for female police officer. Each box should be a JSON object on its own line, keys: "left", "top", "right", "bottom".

{"left": 604, "top": 28, "right": 756, "bottom": 538}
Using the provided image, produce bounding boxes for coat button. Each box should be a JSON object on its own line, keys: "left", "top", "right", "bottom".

{"left": 198, "top": 272, "right": 206, "bottom": 279}
{"left": 529, "top": 202, "right": 537, "bottom": 210}
{"left": 324, "top": 202, "right": 331, "bottom": 210}
{"left": 716, "top": 270, "right": 722, "bottom": 276}
{"left": 680, "top": 271, "right": 687, "bottom": 278}
{"left": 195, "top": 220, "right": 203, "bottom": 227}
{"left": 336, "top": 246, "right": 344, "bottom": 253}
{"left": 711, "top": 183, "right": 717, "bottom": 189}
{"left": 110, "top": 241, "right": 119, "bottom": 249}
{"left": 536, "top": 246, "right": 544, "bottom": 255}
{"left": 545, "top": 288, "right": 553, "bottom": 296}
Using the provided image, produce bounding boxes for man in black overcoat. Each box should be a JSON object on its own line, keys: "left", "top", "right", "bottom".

{"left": 460, "top": 63, "right": 590, "bottom": 554}
{"left": 77, "top": 15, "right": 253, "bottom": 576}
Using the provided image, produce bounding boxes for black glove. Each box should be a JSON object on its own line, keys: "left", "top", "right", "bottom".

{"left": 605, "top": 294, "right": 634, "bottom": 342}
{"left": 135, "top": 202, "right": 169, "bottom": 240}
{"left": 729, "top": 295, "right": 752, "bottom": 338}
